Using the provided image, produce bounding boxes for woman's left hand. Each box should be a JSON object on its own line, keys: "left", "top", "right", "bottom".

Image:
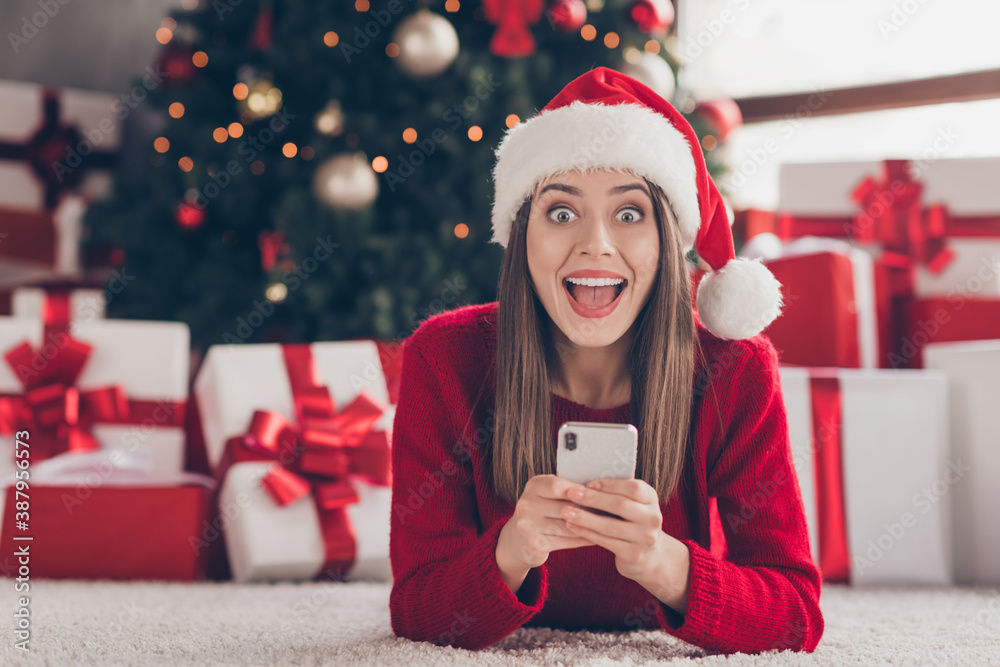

{"left": 560, "top": 477, "right": 667, "bottom": 583}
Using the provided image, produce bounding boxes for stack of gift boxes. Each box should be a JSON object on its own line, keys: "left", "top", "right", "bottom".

{"left": 730, "top": 157, "right": 1000, "bottom": 587}
{"left": 0, "top": 282, "right": 403, "bottom": 582}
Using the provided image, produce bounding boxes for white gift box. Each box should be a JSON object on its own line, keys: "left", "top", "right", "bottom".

{"left": 0, "top": 318, "right": 189, "bottom": 475}
{"left": 11, "top": 287, "right": 105, "bottom": 320}
{"left": 779, "top": 157, "right": 1000, "bottom": 297}
{"left": 0, "top": 80, "right": 119, "bottom": 209}
{"left": 924, "top": 340, "right": 1000, "bottom": 585}
{"left": 193, "top": 341, "right": 394, "bottom": 583}
{"left": 780, "top": 367, "right": 952, "bottom": 586}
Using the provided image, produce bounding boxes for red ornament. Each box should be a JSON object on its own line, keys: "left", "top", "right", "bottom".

{"left": 175, "top": 202, "right": 205, "bottom": 229}
{"left": 694, "top": 99, "right": 743, "bottom": 143}
{"left": 548, "top": 0, "right": 587, "bottom": 31}
{"left": 482, "top": 0, "right": 546, "bottom": 57}
{"left": 257, "top": 229, "right": 287, "bottom": 271}
{"left": 157, "top": 45, "right": 198, "bottom": 87}
{"left": 249, "top": 6, "right": 273, "bottom": 52}
{"left": 629, "top": 0, "right": 675, "bottom": 34}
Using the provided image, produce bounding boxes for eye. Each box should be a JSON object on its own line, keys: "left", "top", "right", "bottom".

{"left": 548, "top": 206, "right": 577, "bottom": 224}
{"left": 616, "top": 206, "right": 643, "bottom": 224}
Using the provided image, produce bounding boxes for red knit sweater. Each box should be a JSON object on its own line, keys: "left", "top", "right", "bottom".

{"left": 389, "top": 301, "right": 824, "bottom": 654}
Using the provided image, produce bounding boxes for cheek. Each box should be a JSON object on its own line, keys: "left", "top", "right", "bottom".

{"left": 630, "top": 238, "right": 661, "bottom": 289}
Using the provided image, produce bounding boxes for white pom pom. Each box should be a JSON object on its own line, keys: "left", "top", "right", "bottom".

{"left": 696, "top": 257, "right": 784, "bottom": 340}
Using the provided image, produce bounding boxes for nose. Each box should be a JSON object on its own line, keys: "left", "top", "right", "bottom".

{"left": 577, "top": 214, "right": 615, "bottom": 257}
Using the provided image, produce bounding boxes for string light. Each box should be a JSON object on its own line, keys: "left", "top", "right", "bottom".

{"left": 178, "top": 156, "right": 194, "bottom": 172}
{"left": 282, "top": 142, "right": 298, "bottom": 158}
{"left": 155, "top": 27, "right": 173, "bottom": 44}
{"left": 192, "top": 51, "right": 209, "bottom": 67}
{"left": 581, "top": 25, "right": 597, "bottom": 41}
{"left": 454, "top": 223, "right": 469, "bottom": 238}
{"left": 168, "top": 102, "right": 185, "bottom": 118}
{"left": 154, "top": 137, "right": 170, "bottom": 153}
{"left": 213, "top": 127, "right": 228, "bottom": 143}
{"left": 227, "top": 122, "right": 244, "bottom": 138}
{"left": 402, "top": 128, "right": 417, "bottom": 144}
{"left": 323, "top": 31, "right": 339, "bottom": 47}
{"left": 604, "top": 32, "right": 620, "bottom": 48}
{"left": 233, "top": 83, "right": 249, "bottom": 100}
{"left": 372, "top": 156, "right": 388, "bottom": 173}
{"left": 505, "top": 114, "right": 520, "bottom": 128}
{"left": 467, "top": 126, "right": 483, "bottom": 141}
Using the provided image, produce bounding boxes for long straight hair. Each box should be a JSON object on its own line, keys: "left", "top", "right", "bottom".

{"left": 491, "top": 174, "right": 698, "bottom": 506}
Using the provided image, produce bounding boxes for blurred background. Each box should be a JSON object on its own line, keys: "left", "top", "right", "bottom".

{"left": 2, "top": 0, "right": 1000, "bottom": 591}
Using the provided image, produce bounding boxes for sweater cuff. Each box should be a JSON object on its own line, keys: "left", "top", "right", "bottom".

{"left": 477, "top": 519, "right": 548, "bottom": 618}
{"left": 656, "top": 539, "right": 722, "bottom": 648}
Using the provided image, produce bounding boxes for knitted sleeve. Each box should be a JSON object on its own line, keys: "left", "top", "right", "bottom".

{"left": 654, "top": 338, "right": 825, "bottom": 654}
{"left": 388, "top": 339, "right": 548, "bottom": 649}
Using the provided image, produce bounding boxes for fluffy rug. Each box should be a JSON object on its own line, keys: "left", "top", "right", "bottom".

{"left": 1, "top": 580, "right": 998, "bottom": 666}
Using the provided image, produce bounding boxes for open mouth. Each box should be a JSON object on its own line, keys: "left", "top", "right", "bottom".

{"left": 563, "top": 279, "right": 627, "bottom": 309}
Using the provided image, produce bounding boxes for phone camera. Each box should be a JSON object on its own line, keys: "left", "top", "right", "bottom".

{"left": 565, "top": 433, "right": 577, "bottom": 450}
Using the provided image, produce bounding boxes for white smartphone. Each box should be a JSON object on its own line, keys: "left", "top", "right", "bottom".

{"left": 556, "top": 421, "right": 638, "bottom": 519}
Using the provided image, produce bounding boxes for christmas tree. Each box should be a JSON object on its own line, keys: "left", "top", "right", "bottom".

{"left": 84, "top": 0, "right": 731, "bottom": 355}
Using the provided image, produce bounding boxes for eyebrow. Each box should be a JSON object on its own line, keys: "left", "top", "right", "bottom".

{"left": 539, "top": 182, "right": 649, "bottom": 197}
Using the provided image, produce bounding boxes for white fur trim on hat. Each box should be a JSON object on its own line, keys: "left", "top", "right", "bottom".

{"left": 696, "top": 257, "right": 784, "bottom": 340}
{"left": 490, "top": 101, "right": 700, "bottom": 249}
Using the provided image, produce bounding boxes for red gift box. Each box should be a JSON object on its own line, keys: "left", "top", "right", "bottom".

{"left": 759, "top": 249, "right": 895, "bottom": 368}
{"left": 898, "top": 297, "right": 1000, "bottom": 369}
{"left": 0, "top": 483, "right": 212, "bottom": 581}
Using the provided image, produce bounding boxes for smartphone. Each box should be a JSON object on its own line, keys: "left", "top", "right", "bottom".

{"left": 556, "top": 421, "right": 638, "bottom": 519}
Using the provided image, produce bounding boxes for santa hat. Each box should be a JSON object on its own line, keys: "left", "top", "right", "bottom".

{"left": 489, "top": 66, "right": 782, "bottom": 340}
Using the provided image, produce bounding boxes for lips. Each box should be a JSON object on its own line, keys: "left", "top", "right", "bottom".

{"left": 563, "top": 278, "right": 627, "bottom": 318}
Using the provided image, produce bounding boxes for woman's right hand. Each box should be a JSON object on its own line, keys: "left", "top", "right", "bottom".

{"left": 496, "top": 474, "right": 596, "bottom": 584}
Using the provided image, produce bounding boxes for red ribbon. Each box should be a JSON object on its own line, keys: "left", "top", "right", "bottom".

{"left": 808, "top": 371, "right": 851, "bottom": 584}
{"left": 777, "top": 160, "right": 1000, "bottom": 282}
{"left": 214, "top": 343, "right": 392, "bottom": 579}
{"left": 0, "top": 291, "right": 185, "bottom": 460}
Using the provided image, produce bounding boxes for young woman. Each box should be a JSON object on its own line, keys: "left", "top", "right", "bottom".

{"left": 389, "top": 67, "right": 823, "bottom": 655}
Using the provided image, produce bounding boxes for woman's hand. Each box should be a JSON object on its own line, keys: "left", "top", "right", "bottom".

{"left": 559, "top": 477, "right": 667, "bottom": 583}
{"left": 497, "top": 474, "right": 597, "bottom": 575}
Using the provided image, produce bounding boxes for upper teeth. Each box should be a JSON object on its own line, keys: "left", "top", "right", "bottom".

{"left": 566, "top": 277, "right": 624, "bottom": 287}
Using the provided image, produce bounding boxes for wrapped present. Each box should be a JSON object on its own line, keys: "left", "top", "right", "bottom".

{"left": 0, "top": 449, "right": 216, "bottom": 581}
{"left": 777, "top": 158, "right": 1000, "bottom": 298}
{"left": 894, "top": 297, "right": 1000, "bottom": 369}
{"left": 0, "top": 80, "right": 120, "bottom": 283}
{"left": 779, "top": 367, "right": 952, "bottom": 586}
{"left": 0, "top": 282, "right": 105, "bottom": 320}
{"left": 741, "top": 235, "right": 889, "bottom": 368}
{"left": 0, "top": 195, "right": 85, "bottom": 285}
{"left": 924, "top": 340, "right": 1000, "bottom": 585}
{"left": 192, "top": 341, "right": 394, "bottom": 582}
{"left": 0, "top": 316, "right": 189, "bottom": 473}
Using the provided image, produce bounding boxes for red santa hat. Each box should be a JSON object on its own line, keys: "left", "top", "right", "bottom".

{"left": 490, "top": 66, "right": 783, "bottom": 340}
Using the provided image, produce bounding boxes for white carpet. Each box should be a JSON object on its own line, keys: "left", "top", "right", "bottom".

{"left": 1, "top": 580, "right": 999, "bottom": 666}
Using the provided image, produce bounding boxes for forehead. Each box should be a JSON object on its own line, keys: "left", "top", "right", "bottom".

{"left": 536, "top": 168, "right": 641, "bottom": 187}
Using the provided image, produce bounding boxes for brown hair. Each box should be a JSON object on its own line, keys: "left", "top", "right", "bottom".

{"left": 490, "top": 174, "right": 698, "bottom": 506}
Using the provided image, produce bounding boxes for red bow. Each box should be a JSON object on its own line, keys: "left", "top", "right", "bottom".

{"left": 482, "top": 0, "right": 546, "bottom": 57}
{"left": 850, "top": 160, "right": 956, "bottom": 275}
{"left": 215, "top": 343, "right": 393, "bottom": 579}
{"left": 0, "top": 331, "right": 130, "bottom": 460}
